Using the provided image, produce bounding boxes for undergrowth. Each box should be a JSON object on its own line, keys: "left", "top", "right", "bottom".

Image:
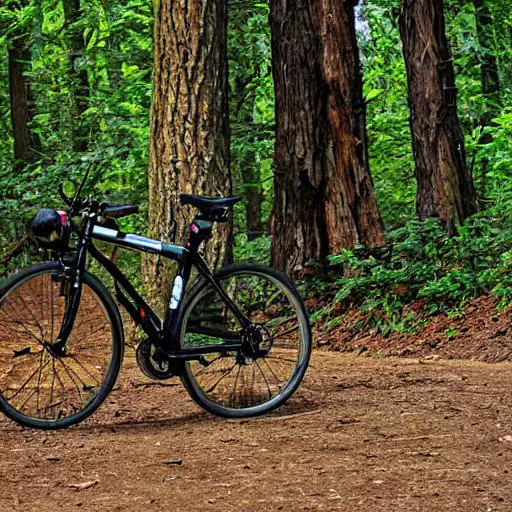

{"left": 303, "top": 193, "right": 512, "bottom": 336}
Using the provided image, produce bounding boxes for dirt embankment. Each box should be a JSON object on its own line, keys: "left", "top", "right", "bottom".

{"left": 316, "top": 295, "right": 512, "bottom": 363}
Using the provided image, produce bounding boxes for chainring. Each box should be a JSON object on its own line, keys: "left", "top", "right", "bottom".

{"left": 135, "top": 339, "right": 176, "bottom": 380}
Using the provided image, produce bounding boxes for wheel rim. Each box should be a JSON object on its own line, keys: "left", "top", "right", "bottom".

{"left": 0, "top": 270, "right": 115, "bottom": 423}
{"left": 182, "top": 270, "right": 309, "bottom": 411}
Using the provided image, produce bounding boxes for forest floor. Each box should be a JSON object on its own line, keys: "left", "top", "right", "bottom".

{"left": 2, "top": 349, "right": 512, "bottom": 511}
{"left": 316, "top": 294, "right": 512, "bottom": 363}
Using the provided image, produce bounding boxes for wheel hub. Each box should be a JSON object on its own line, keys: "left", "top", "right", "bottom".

{"left": 239, "top": 324, "right": 272, "bottom": 363}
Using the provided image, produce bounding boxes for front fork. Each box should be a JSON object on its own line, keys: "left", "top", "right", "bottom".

{"left": 47, "top": 214, "right": 95, "bottom": 357}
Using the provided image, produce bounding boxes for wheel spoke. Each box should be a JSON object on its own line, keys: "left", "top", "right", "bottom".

{"left": 0, "top": 305, "right": 45, "bottom": 346}
{"left": 205, "top": 362, "right": 237, "bottom": 394}
{"left": 255, "top": 360, "right": 273, "bottom": 400}
{"left": 261, "top": 358, "right": 283, "bottom": 391}
{"left": 0, "top": 270, "right": 118, "bottom": 427}
{"left": 3, "top": 357, "right": 51, "bottom": 401}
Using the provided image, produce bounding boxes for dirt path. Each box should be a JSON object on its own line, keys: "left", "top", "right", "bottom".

{"left": 2, "top": 350, "right": 512, "bottom": 511}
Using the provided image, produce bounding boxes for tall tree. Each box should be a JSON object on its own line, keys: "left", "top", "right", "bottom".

{"left": 269, "top": 0, "right": 330, "bottom": 277}
{"left": 145, "top": 0, "right": 231, "bottom": 307}
{"left": 399, "top": 0, "right": 478, "bottom": 230}
{"left": 312, "top": 0, "right": 385, "bottom": 252}
{"left": 472, "top": 0, "right": 501, "bottom": 196}
{"left": 62, "top": 0, "right": 89, "bottom": 151}
{"left": 8, "top": 32, "right": 40, "bottom": 165}
{"left": 269, "top": 0, "right": 384, "bottom": 277}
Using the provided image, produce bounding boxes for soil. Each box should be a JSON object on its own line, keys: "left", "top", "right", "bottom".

{"left": 2, "top": 349, "right": 512, "bottom": 511}
{"left": 316, "top": 295, "right": 512, "bottom": 363}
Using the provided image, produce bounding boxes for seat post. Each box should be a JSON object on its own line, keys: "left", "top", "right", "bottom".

{"left": 187, "top": 214, "right": 214, "bottom": 253}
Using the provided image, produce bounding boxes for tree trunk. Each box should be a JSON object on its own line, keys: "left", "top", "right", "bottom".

{"left": 472, "top": 0, "right": 500, "bottom": 197}
{"left": 269, "top": 0, "right": 330, "bottom": 277}
{"left": 269, "top": 0, "right": 384, "bottom": 277}
{"left": 145, "top": 0, "right": 231, "bottom": 308}
{"left": 62, "top": 0, "right": 89, "bottom": 152}
{"left": 8, "top": 35, "right": 40, "bottom": 165}
{"left": 399, "top": 0, "right": 478, "bottom": 230}
{"left": 312, "top": 0, "right": 385, "bottom": 251}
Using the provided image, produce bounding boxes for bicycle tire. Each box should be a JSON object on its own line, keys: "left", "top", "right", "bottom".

{"left": 180, "top": 262, "right": 311, "bottom": 418}
{"left": 0, "top": 262, "right": 124, "bottom": 430}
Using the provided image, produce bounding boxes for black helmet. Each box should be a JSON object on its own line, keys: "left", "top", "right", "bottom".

{"left": 31, "top": 209, "right": 70, "bottom": 251}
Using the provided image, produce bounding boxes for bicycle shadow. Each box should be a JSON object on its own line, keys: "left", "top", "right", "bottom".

{"left": 0, "top": 397, "right": 319, "bottom": 434}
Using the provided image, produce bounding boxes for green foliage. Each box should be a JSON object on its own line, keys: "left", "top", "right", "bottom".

{"left": 233, "top": 234, "right": 271, "bottom": 264}
{"left": 359, "top": 4, "right": 416, "bottom": 227}
{"left": 1, "top": 0, "right": 512, "bottom": 336}
{"left": 0, "top": 0, "right": 277, "bottom": 279}
{"left": 228, "top": 0, "right": 274, "bottom": 233}
{"left": 307, "top": 193, "right": 512, "bottom": 334}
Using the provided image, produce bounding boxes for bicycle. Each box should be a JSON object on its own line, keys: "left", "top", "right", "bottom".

{"left": 0, "top": 168, "right": 311, "bottom": 430}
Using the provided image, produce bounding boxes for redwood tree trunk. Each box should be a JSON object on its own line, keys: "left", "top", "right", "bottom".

{"left": 145, "top": 0, "right": 231, "bottom": 307}
{"left": 269, "top": 0, "right": 384, "bottom": 277}
{"left": 63, "top": 0, "right": 89, "bottom": 151}
{"left": 399, "top": 0, "right": 478, "bottom": 229}
{"left": 269, "top": 0, "right": 330, "bottom": 277}
{"left": 8, "top": 35, "right": 40, "bottom": 165}
{"left": 313, "top": 0, "right": 384, "bottom": 251}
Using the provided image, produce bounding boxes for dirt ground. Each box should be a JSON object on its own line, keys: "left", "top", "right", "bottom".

{"left": 2, "top": 349, "right": 512, "bottom": 512}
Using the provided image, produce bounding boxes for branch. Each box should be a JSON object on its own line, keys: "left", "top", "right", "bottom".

{"left": 1, "top": 235, "right": 29, "bottom": 266}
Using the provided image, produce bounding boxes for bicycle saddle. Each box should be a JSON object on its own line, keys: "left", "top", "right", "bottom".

{"left": 180, "top": 194, "right": 241, "bottom": 213}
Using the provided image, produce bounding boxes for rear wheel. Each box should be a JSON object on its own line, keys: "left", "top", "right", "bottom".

{"left": 180, "top": 263, "right": 311, "bottom": 417}
{"left": 0, "top": 262, "right": 123, "bottom": 429}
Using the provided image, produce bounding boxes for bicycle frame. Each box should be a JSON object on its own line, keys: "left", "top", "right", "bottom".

{"left": 54, "top": 210, "right": 251, "bottom": 362}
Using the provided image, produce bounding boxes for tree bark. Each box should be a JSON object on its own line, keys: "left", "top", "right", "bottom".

{"left": 145, "top": 0, "right": 231, "bottom": 308}
{"left": 8, "top": 35, "right": 40, "bottom": 165}
{"left": 312, "top": 0, "right": 385, "bottom": 251}
{"left": 269, "top": 0, "right": 330, "bottom": 277}
{"left": 62, "top": 0, "right": 89, "bottom": 152}
{"left": 399, "top": 0, "right": 478, "bottom": 230}
{"left": 269, "top": 0, "right": 384, "bottom": 277}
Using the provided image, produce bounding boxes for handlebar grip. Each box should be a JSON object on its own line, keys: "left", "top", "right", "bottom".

{"left": 103, "top": 205, "right": 139, "bottom": 218}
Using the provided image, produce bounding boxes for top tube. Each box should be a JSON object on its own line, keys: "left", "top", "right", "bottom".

{"left": 92, "top": 225, "right": 187, "bottom": 261}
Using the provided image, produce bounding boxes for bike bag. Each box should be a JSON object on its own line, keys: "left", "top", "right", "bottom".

{"left": 31, "top": 208, "right": 70, "bottom": 251}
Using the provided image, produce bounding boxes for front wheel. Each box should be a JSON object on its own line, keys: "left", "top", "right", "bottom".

{"left": 0, "top": 262, "right": 124, "bottom": 429}
{"left": 180, "top": 263, "right": 312, "bottom": 418}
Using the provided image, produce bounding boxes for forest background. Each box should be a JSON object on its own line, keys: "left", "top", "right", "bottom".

{"left": 0, "top": 0, "right": 511, "bottom": 340}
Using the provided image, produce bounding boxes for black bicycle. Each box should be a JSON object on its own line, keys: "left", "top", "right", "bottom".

{"left": 0, "top": 168, "right": 311, "bottom": 430}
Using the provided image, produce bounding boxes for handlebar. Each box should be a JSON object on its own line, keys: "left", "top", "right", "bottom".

{"left": 58, "top": 185, "right": 139, "bottom": 219}
{"left": 103, "top": 205, "right": 140, "bottom": 218}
